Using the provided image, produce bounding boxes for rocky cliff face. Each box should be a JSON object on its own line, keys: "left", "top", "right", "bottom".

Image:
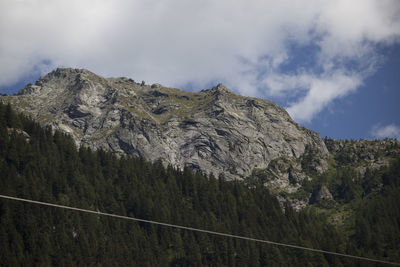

{"left": 1, "top": 68, "right": 329, "bottom": 189}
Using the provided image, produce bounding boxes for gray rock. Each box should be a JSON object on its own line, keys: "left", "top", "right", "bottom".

{"left": 7, "top": 127, "right": 30, "bottom": 142}
{"left": 1, "top": 68, "right": 329, "bottom": 187}
{"left": 4, "top": 68, "right": 400, "bottom": 211}
{"left": 316, "top": 185, "right": 333, "bottom": 200}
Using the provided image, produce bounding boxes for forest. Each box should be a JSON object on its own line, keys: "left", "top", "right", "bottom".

{"left": 0, "top": 102, "right": 399, "bottom": 266}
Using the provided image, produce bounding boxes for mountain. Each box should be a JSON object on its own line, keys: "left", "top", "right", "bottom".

{"left": 0, "top": 69, "right": 328, "bottom": 182}
{"left": 1, "top": 68, "right": 399, "bottom": 210}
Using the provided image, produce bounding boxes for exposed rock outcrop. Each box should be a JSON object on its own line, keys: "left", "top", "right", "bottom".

{"left": 324, "top": 138, "right": 399, "bottom": 178}
{"left": 315, "top": 185, "right": 333, "bottom": 201}
{"left": 1, "top": 68, "right": 329, "bottom": 185}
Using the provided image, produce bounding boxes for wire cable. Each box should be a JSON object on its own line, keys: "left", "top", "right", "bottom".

{"left": 0, "top": 194, "right": 399, "bottom": 266}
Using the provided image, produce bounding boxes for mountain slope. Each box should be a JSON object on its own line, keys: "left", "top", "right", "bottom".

{"left": 0, "top": 102, "right": 350, "bottom": 266}
{"left": 3, "top": 68, "right": 399, "bottom": 213}
{"left": 0, "top": 68, "right": 328, "bottom": 186}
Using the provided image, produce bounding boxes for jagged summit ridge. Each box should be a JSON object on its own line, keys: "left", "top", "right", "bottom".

{"left": 201, "top": 83, "right": 232, "bottom": 94}
{"left": 2, "top": 68, "right": 329, "bottom": 186}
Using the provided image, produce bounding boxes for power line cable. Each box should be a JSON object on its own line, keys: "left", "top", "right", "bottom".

{"left": 0, "top": 194, "right": 398, "bottom": 266}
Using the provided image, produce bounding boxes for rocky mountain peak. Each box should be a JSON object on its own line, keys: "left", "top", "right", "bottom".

{"left": 212, "top": 83, "right": 232, "bottom": 93}
{"left": 1, "top": 68, "right": 330, "bottom": 192}
{"left": 18, "top": 68, "right": 109, "bottom": 96}
{"left": 200, "top": 83, "right": 233, "bottom": 99}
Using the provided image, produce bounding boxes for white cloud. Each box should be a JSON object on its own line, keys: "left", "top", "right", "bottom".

{"left": 371, "top": 124, "right": 400, "bottom": 140}
{"left": 1, "top": 0, "right": 399, "bottom": 122}
{"left": 285, "top": 71, "right": 363, "bottom": 122}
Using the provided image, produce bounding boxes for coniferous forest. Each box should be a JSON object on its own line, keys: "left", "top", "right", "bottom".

{"left": 0, "top": 102, "right": 399, "bottom": 266}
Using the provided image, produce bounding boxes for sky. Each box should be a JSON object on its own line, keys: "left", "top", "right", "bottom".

{"left": 1, "top": 0, "right": 399, "bottom": 140}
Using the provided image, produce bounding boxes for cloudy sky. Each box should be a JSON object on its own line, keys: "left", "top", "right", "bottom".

{"left": 1, "top": 0, "right": 399, "bottom": 139}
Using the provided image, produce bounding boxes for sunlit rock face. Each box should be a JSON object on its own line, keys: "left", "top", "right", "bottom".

{"left": 1, "top": 68, "right": 329, "bottom": 187}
